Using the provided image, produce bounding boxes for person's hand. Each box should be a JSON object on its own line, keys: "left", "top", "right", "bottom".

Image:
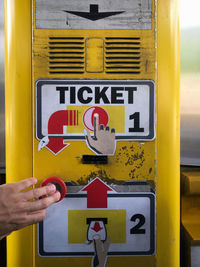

{"left": 0, "top": 177, "right": 60, "bottom": 239}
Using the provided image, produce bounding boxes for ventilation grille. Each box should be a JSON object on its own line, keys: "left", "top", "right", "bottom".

{"left": 105, "top": 37, "right": 141, "bottom": 74}
{"left": 48, "top": 37, "right": 85, "bottom": 74}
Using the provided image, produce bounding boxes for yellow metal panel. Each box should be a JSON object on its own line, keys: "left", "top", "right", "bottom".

{"left": 33, "top": 2, "right": 156, "bottom": 266}
{"left": 32, "top": 25, "right": 156, "bottom": 185}
{"left": 33, "top": 30, "right": 155, "bottom": 80}
{"left": 33, "top": 141, "right": 155, "bottom": 183}
{"left": 157, "top": 0, "right": 180, "bottom": 267}
{"left": 86, "top": 38, "right": 104, "bottom": 72}
{"left": 4, "top": 0, "right": 180, "bottom": 266}
{"left": 4, "top": 0, "right": 33, "bottom": 266}
{"left": 35, "top": 255, "right": 155, "bottom": 267}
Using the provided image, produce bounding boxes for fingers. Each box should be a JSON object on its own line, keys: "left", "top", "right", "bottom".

{"left": 26, "top": 191, "right": 61, "bottom": 213}
{"left": 93, "top": 238, "right": 109, "bottom": 266}
{"left": 93, "top": 113, "right": 99, "bottom": 138}
{"left": 17, "top": 209, "right": 47, "bottom": 228}
{"left": 84, "top": 129, "right": 95, "bottom": 146}
{"left": 95, "top": 238, "right": 103, "bottom": 253}
{"left": 27, "top": 210, "right": 47, "bottom": 224}
{"left": 0, "top": 178, "right": 61, "bottom": 236}
{"left": 100, "top": 124, "right": 104, "bottom": 130}
{"left": 22, "top": 184, "right": 57, "bottom": 201}
{"left": 103, "top": 236, "right": 110, "bottom": 252}
{"left": 14, "top": 177, "right": 38, "bottom": 192}
{"left": 111, "top": 128, "right": 115, "bottom": 134}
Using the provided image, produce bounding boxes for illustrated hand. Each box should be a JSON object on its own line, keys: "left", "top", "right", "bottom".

{"left": 0, "top": 177, "right": 60, "bottom": 239}
{"left": 84, "top": 114, "right": 116, "bottom": 155}
{"left": 93, "top": 237, "right": 110, "bottom": 267}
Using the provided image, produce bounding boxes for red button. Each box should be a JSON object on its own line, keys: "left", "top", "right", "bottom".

{"left": 41, "top": 176, "right": 67, "bottom": 201}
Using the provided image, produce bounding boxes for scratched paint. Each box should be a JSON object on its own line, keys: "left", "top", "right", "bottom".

{"left": 77, "top": 170, "right": 124, "bottom": 185}
{"left": 74, "top": 142, "right": 155, "bottom": 184}
{"left": 35, "top": 0, "right": 152, "bottom": 29}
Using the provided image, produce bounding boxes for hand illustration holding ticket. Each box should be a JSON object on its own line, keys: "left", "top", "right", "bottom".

{"left": 84, "top": 114, "right": 116, "bottom": 155}
{"left": 92, "top": 237, "right": 110, "bottom": 267}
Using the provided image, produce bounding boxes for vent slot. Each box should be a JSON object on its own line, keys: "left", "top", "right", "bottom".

{"left": 105, "top": 37, "right": 141, "bottom": 74}
{"left": 48, "top": 37, "right": 85, "bottom": 74}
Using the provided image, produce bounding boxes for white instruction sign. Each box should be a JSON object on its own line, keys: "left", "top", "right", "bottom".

{"left": 38, "top": 179, "right": 155, "bottom": 256}
{"left": 36, "top": 79, "right": 155, "bottom": 143}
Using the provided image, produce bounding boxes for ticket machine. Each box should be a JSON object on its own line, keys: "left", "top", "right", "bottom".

{"left": 5, "top": 0, "right": 180, "bottom": 266}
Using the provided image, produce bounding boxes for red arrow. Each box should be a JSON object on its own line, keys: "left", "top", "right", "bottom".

{"left": 45, "top": 110, "right": 78, "bottom": 154}
{"left": 82, "top": 178, "right": 113, "bottom": 208}
{"left": 46, "top": 137, "right": 69, "bottom": 155}
{"left": 91, "top": 222, "right": 103, "bottom": 232}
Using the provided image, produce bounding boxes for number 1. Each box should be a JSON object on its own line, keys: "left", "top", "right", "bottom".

{"left": 129, "top": 112, "right": 144, "bottom": 132}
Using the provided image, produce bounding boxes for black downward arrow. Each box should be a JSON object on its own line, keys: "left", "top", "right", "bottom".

{"left": 63, "top": 4, "right": 124, "bottom": 21}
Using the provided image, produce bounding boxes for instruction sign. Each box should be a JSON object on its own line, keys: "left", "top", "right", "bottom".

{"left": 36, "top": 80, "right": 155, "bottom": 153}
{"left": 35, "top": 0, "right": 152, "bottom": 30}
{"left": 38, "top": 178, "right": 155, "bottom": 256}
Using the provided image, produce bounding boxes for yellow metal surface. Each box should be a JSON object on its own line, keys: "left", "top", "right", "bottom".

{"left": 33, "top": 30, "right": 155, "bottom": 80}
{"left": 32, "top": 30, "right": 156, "bottom": 184}
{"left": 33, "top": 2, "right": 156, "bottom": 266}
{"left": 86, "top": 38, "right": 104, "bottom": 72}
{"left": 4, "top": 0, "right": 33, "bottom": 266}
{"left": 33, "top": 141, "right": 156, "bottom": 183}
{"left": 4, "top": 0, "right": 180, "bottom": 266}
{"left": 157, "top": 0, "right": 180, "bottom": 266}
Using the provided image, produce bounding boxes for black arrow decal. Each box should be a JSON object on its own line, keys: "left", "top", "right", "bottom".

{"left": 63, "top": 4, "right": 125, "bottom": 21}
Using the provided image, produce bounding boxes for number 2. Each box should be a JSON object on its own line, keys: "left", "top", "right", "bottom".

{"left": 130, "top": 214, "right": 146, "bottom": 234}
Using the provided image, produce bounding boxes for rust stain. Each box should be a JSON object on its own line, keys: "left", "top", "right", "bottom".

{"left": 129, "top": 169, "right": 136, "bottom": 178}
{"left": 77, "top": 169, "right": 124, "bottom": 185}
{"left": 115, "top": 144, "right": 146, "bottom": 179}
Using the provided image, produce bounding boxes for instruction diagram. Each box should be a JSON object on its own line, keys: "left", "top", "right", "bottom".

{"left": 35, "top": 80, "right": 155, "bottom": 155}
{"left": 38, "top": 178, "right": 155, "bottom": 257}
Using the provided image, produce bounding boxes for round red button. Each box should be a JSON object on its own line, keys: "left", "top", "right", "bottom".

{"left": 41, "top": 176, "right": 67, "bottom": 201}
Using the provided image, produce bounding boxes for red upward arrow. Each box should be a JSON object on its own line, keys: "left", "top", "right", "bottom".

{"left": 82, "top": 178, "right": 113, "bottom": 208}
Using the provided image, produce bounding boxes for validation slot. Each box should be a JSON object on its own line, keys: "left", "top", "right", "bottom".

{"left": 82, "top": 155, "right": 108, "bottom": 164}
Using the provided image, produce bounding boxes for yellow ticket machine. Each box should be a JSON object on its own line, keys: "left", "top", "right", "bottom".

{"left": 5, "top": 0, "right": 180, "bottom": 266}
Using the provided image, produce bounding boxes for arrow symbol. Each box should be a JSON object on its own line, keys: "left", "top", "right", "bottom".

{"left": 63, "top": 4, "right": 124, "bottom": 21}
{"left": 91, "top": 222, "right": 103, "bottom": 232}
{"left": 38, "top": 110, "right": 78, "bottom": 155}
{"left": 46, "top": 137, "right": 69, "bottom": 155}
{"left": 82, "top": 178, "right": 113, "bottom": 208}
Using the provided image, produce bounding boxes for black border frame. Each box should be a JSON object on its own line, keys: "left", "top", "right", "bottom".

{"left": 38, "top": 193, "right": 155, "bottom": 257}
{"left": 35, "top": 79, "right": 155, "bottom": 141}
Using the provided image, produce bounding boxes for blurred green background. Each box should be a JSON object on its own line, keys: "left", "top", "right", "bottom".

{"left": 181, "top": 27, "right": 200, "bottom": 73}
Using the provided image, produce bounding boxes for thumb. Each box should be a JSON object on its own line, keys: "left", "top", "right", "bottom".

{"left": 84, "top": 129, "right": 95, "bottom": 147}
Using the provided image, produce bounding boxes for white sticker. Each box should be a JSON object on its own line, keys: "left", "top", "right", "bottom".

{"left": 35, "top": 0, "right": 152, "bottom": 30}
{"left": 35, "top": 80, "right": 155, "bottom": 155}
{"left": 38, "top": 178, "right": 155, "bottom": 256}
